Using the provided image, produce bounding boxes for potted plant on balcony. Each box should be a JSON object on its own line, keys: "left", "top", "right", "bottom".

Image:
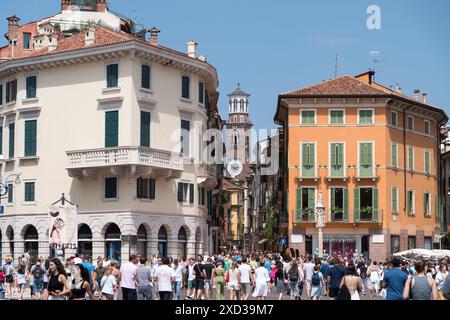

{"left": 331, "top": 207, "right": 344, "bottom": 221}
{"left": 302, "top": 207, "right": 315, "bottom": 221}
{"left": 360, "top": 206, "right": 373, "bottom": 219}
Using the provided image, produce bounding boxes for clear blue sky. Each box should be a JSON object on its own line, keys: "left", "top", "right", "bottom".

{"left": 2, "top": 0, "right": 450, "bottom": 130}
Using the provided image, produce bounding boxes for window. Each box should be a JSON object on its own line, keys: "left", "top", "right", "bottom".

{"left": 105, "top": 177, "right": 118, "bottom": 199}
{"left": 391, "top": 236, "right": 400, "bottom": 254}
{"left": 407, "top": 190, "right": 415, "bottom": 215}
{"left": 392, "top": 187, "right": 398, "bottom": 215}
{"left": 359, "top": 109, "right": 373, "bottom": 124}
{"left": 424, "top": 150, "right": 430, "bottom": 174}
{"left": 198, "top": 186, "right": 205, "bottom": 206}
{"left": 181, "top": 120, "right": 190, "bottom": 156}
{"left": 23, "top": 32, "right": 31, "bottom": 50}
{"left": 26, "top": 76, "right": 37, "bottom": 99}
{"left": 354, "top": 187, "right": 379, "bottom": 222}
{"left": 330, "top": 143, "right": 344, "bottom": 177}
{"left": 24, "top": 182, "right": 35, "bottom": 202}
{"left": 301, "top": 110, "right": 315, "bottom": 124}
{"left": 136, "top": 178, "right": 155, "bottom": 200}
{"left": 0, "top": 126, "right": 2, "bottom": 156}
{"left": 359, "top": 142, "right": 373, "bottom": 177}
{"left": 199, "top": 81, "right": 205, "bottom": 104}
{"left": 8, "top": 123, "right": 14, "bottom": 159}
{"left": 407, "top": 116, "right": 414, "bottom": 131}
{"left": 424, "top": 192, "right": 431, "bottom": 217}
{"left": 141, "top": 64, "right": 151, "bottom": 89}
{"left": 0, "top": 84, "right": 3, "bottom": 105}
{"left": 424, "top": 237, "right": 432, "bottom": 250}
{"left": 106, "top": 63, "right": 118, "bottom": 88}
{"left": 391, "top": 111, "right": 398, "bottom": 127}
{"left": 330, "top": 188, "right": 348, "bottom": 222}
{"left": 181, "top": 76, "right": 190, "bottom": 99}
{"left": 391, "top": 143, "right": 398, "bottom": 168}
{"left": 105, "top": 111, "right": 119, "bottom": 148}
{"left": 24, "top": 120, "right": 37, "bottom": 157}
{"left": 408, "top": 146, "right": 414, "bottom": 171}
{"left": 424, "top": 120, "right": 430, "bottom": 135}
{"left": 301, "top": 143, "right": 315, "bottom": 177}
{"left": 140, "top": 111, "right": 151, "bottom": 147}
{"left": 329, "top": 110, "right": 344, "bottom": 124}
{"left": 295, "top": 188, "right": 315, "bottom": 222}
{"left": 178, "top": 182, "right": 194, "bottom": 203}
{"left": 7, "top": 183, "right": 13, "bottom": 203}
{"left": 408, "top": 236, "right": 416, "bottom": 250}
{"left": 5, "top": 79, "right": 17, "bottom": 103}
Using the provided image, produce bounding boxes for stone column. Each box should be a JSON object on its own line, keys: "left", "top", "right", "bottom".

{"left": 14, "top": 240, "right": 25, "bottom": 263}
{"left": 92, "top": 236, "right": 104, "bottom": 261}
{"left": 186, "top": 239, "right": 196, "bottom": 259}
{"left": 39, "top": 241, "right": 50, "bottom": 259}
{"left": 167, "top": 236, "right": 178, "bottom": 258}
{"left": 148, "top": 238, "right": 158, "bottom": 257}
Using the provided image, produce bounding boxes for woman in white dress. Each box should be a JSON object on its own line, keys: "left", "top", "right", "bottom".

{"left": 252, "top": 261, "right": 270, "bottom": 300}
{"left": 340, "top": 265, "right": 362, "bottom": 300}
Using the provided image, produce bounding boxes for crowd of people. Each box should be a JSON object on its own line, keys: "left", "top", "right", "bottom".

{"left": 0, "top": 250, "right": 449, "bottom": 301}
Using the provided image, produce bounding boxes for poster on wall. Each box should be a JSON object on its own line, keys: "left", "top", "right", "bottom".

{"left": 49, "top": 205, "right": 78, "bottom": 251}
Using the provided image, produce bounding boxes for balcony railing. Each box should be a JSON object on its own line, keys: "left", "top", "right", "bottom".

{"left": 328, "top": 209, "right": 348, "bottom": 223}
{"left": 354, "top": 208, "right": 382, "bottom": 223}
{"left": 293, "top": 209, "right": 383, "bottom": 224}
{"left": 294, "top": 209, "right": 315, "bottom": 223}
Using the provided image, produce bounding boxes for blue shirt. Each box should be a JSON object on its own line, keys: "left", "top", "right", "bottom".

{"left": 383, "top": 268, "right": 408, "bottom": 300}
{"left": 264, "top": 261, "right": 271, "bottom": 273}
{"left": 320, "top": 264, "right": 330, "bottom": 278}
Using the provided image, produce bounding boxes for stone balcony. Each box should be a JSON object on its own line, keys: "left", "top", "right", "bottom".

{"left": 66, "top": 146, "right": 184, "bottom": 179}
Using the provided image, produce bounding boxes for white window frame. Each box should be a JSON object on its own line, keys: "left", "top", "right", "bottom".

{"left": 22, "top": 178, "right": 37, "bottom": 205}
{"left": 408, "top": 146, "right": 415, "bottom": 171}
{"left": 424, "top": 192, "right": 431, "bottom": 217}
{"left": 407, "top": 189, "right": 415, "bottom": 215}
{"left": 328, "top": 141, "right": 346, "bottom": 177}
{"left": 390, "top": 110, "right": 398, "bottom": 127}
{"left": 140, "top": 62, "right": 152, "bottom": 92}
{"left": 391, "top": 187, "right": 398, "bottom": 215}
{"left": 329, "top": 109, "right": 345, "bottom": 125}
{"left": 357, "top": 141, "right": 375, "bottom": 177}
{"left": 180, "top": 116, "right": 192, "bottom": 158}
{"left": 23, "top": 73, "right": 39, "bottom": 101}
{"left": 357, "top": 108, "right": 374, "bottom": 125}
{"left": 180, "top": 74, "right": 192, "bottom": 102}
{"left": 103, "top": 176, "right": 119, "bottom": 202}
{"left": 424, "top": 149, "right": 431, "bottom": 174}
{"left": 300, "top": 142, "right": 317, "bottom": 177}
{"left": 22, "top": 116, "right": 39, "bottom": 158}
{"left": 424, "top": 120, "right": 430, "bottom": 135}
{"left": 300, "top": 109, "right": 316, "bottom": 125}
{"left": 391, "top": 143, "right": 398, "bottom": 168}
{"left": 104, "top": 61, "right": 120, "bottom": 90}
{"left": 407, "top": 115, "right": 414, "bottom": 131}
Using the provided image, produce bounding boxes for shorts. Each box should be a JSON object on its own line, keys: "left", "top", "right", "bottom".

{"left": 311, "top": 286, "right": 322, "bottom": 297}
{"left": 305, "top": 280, "right": 312, "bottom": 290}
{"left": 329, "top": 287, "right": 339, "bottom": 298}
{"left": 19, "top": 283, "right": 26, "bottom": 290}
{"left": 241, "top": 283, "right": 251, "bottom": 294}
{"left": 187, "top": 280, "right": 194, "bottom": 289}
{"left": 204, "top": 279, "right": 212, "bottom": 290}
{"left": 5, "top": 275, "right": 13, "bottom": 284}
{"left": 194, "top": 279, "right": 205, "bottom": 290}
{"left": 228, "top": 282, "right": 239, "bottom": 291}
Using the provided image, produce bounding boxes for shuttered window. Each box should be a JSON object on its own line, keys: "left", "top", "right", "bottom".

{"left": 301, "top": 143, "right": 315, "bottom": 177}
{"left": 424, "top": 193, "right": 431, "bottom": 217}
{"left": 141, "top": 64, "right": 151, "bottom": 89}
{"left": 7, "top": 183, "right": 13, "bottom": 203}
{"left": 295, "top": 188, "right": 315, "bottom": 222}
{"left": 178, "top": 182, "right": 193, "bottom": 203}
{"left": 330, "top": 110, "right": 344, "bottom": 124}
{"left": 5, "top": 79, "right": 17, "bottom": 103}
{"left": 392, "top": 188, "right": 398, "bottom": 215}
{"left": 182, "top": 76, "right": 190, "bottom": 99}
{"left": 359, "top": 142, "right": 373, "bottom": 177}
{"left": 330, "top": 143, "right": 344, "bottom": 176}
{"left": 24, "top": 120, "right": 37, "bottom": 157}
{"left": 391, "top": 143, "right": 398, "bottom": 168}
{"left": 301, "top": 110, "right": 315, "bottom": 124}
{"left": 105, "top": 111, "right": 119, "bottom": 148}
{"left": 424, "top": 150, "right": 430, "bottom": 174}
{"left": 181, "top": 120, "right": 190, "bottom": 156}
{"left": 106, "top": 63, "right": 118, "bottom": 88}
{"left": 407, "top": 116, "right": 414, "bottom": 130}
{"left": 8, "top": 123, "right": 15, "bottom": 159}
{"left": 391, "top": 111, "right": 398, "bottom": 126}
{"left": 199, "top": 81, "right": 205, "bottom": 104}
{"left": 105, "top": 177, "right": 118, "bottom": 199}
{"left": 359, "top": 110, "right": 373, "bottom": 124}
{"left": 140, "top": 111, "right": 151, "bottom": 147}
{"left": 407, "top": 190, "right": 415, "bottom": 215}
{"left": 26, "top": 76, "right": 37, "bottom": 99}
{"left": 408, "top": 146, "right": 414, "bottom": 171}
{"left": 24, "top": 182, "right": 35, "bottom": 202}
{"left": 424, "top": 120, "right": 430, "bottom": 135}
{"left": 137, "top": 178, "right": 156, "bottom": 200}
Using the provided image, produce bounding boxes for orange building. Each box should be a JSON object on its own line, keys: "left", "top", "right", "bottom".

{"left": 274, "top": 71, "right": 448, "bottom": 261}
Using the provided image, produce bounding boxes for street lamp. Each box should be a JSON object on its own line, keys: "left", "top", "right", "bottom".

{"left": 0, "top": 173, "right": 22, "bottom": 197}
{"left": 316, "top": 192, "right": 326, "bottom": 260}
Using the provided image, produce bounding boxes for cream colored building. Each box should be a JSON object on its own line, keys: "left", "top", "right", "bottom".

{"left": 0, "top": 4, "right": 221, "bottom": 263}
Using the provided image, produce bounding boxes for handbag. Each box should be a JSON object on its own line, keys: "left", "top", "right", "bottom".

{"left": 336, "top": 284, "right": 351, "bottom": 300}
{"left": 225, "top": 271, "right": 230, "bottom": 283}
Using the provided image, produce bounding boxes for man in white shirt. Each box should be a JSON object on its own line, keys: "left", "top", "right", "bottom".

{"left": 303, "top": 255, "right": 316, "bottom": 298}
{"left": 120, "top": 254, "right": 138, "bottom": 300}
{"left": 186, "top": 258, "right": 196, "bottom": 299}
{"left": 238, "top": 257, "right": 254, "bottom": 300}
{"left": 153, "top": 257, "right": 176, "bottom": 301}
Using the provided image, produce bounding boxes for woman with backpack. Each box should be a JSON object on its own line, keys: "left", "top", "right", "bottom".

{"left": 16, "top": 263, "right": 28, "bottom": 300}
{"left": 3, "top": 257, "right": 15, "bottom": 300}
{"left": 274, "top": 261, "right": 286, "bottom": 300}
{"left": 288, "top": 261, "right": 300, "bottom": 300}
{"left": 310, "top": 264, "right": 325, "bottom": 300}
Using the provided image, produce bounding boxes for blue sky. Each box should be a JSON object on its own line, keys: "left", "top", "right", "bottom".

{"left": 1, "top": 0, "right": 450, "bottom": 130}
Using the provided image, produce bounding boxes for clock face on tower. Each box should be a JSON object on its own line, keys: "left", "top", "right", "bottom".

{"left": 227, "top": 160, "right": 243, "bottom": 178}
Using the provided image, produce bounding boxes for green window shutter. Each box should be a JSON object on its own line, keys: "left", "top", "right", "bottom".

{"left": 337, "top": 143, "right": 344, "bottom": 166}
{"left": 296, "top": 188, "right": 302, "bottom": 222}
{"left": 424, "top": 121, "right": 430, "bottom": 135}
{"left": 105, "top": 111, "right": 119, "bottom": 148}
{"left": 199, "top": 81, "right": 204, "bottom": 104}
{"left": 149, "top": 179, "right": 156, "bottom": 200}
{"left": 308, "top": 188, "right": 315, "bottom": 221}
{"left": 12, "top": 80, "right": 17, "bottom": 101}
{"left": 423, "top": 193, "right": 428, "bottom": 217}
{"left": 137, "top": 178, "right": 143, "bottom": 198}
{"left": 9, "top": 123, "right": 14, "bottom": 159}
{"left": 331, "top": 144, "right": 337, "bottom": 166}
{"left": 140, "top": 111, "right": 151, "bottom": 147}
{"left": 373, "top": 188, "right": 379, "bottom": 221}
{"left": 0, "top": 84, "right": 3, "bottom": 105}
{"left": 26, "top": 76, "right": 37, "bottom": 99}
{"left": 302, "top": 111, "right": 315, "bottom": 124}
{"left": 141, "top": 65, "right": 150, "bottom": 89}
{"left": 0, "top": 126, "right": 3, "bottom": 156}
{"left": 302, "top": 144, "right": 314, "bottom": 177}
{"left": 105, "top": 177, "right": 117, "bottom": 199}
{"left": 309, "top": 144, "right": 315, "bottom": 169}
{"left": 25, "top": 182, "right": 35, "bottom": 202}
{"left": 6, "top": 82, "right": 10, "bottom": 103}
{"left": 24, "top": 120, "right": 37, "bottom": 157}
{"left": 392, "top": 188, "right": 398, "bottom": 215}
{"left": 424, "top": 151, "right": 430, "bottom": 174}
{"left": 8, "top": 183, "right": 13, "bottom": 203}
{"left": 181, "top": 120, "right": 190, "bottom": 156}
{"left": 407, "top": 191, "right": 413, "bottom": 215}
{"left": 435, "top": 195, "right": 438, "bottom": 223}
{"left": 354, "top": 188, "right": 360, "bottom": 223}
{"left": 178, "top": 183, "right": 184, "bottom": 202}
{"left": 330, "top": 188, "right": 335, "bottom": 222}
{"left": 189, "top": 184, "right": 194, "bottom": 203}
{"left": 182, "top": 76, "right": 190, "bottom": 99}
{"left": 391, "top": 144, "right": 397, "bottom": 167}
{"left": 343, "top": 189, "right": 349, "bottom": 222}
{"left": 302, "top": 143, "right": 309, "bottom": 166}
{"left": 107, "top": 64, "right": 118, "bottom": 88}
{"left": 408, "top": 147, "right": 414, "bottom": 170}
{"left": 360, "top": 143, "right": 373, "bottom": 177}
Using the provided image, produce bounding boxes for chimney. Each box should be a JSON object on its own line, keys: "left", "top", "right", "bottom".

{"left": 7, "top": 16, "right": 20, "bottom": 43}
{"left": 187, "top": 40, "right": 198, "bottom": 58}
{"left": 96, "top": 0, "right": 108, "bottom": 12}
{"left": 413, "top": 89, "right": 420, "bottom": 101}
{"left": 422, "top": 93, "right": 428, "bottom": 104}
{"left": 198, "top": 55, "right": 207, "bottom": 62}
{"left": 48, "top": 34, "right": 58, "bottom": 52}
{"left": 85, "top": 27, "right": 96, "bottom": 46}
{"left": 149, "top": 27, "right": 160, "bottom": 45}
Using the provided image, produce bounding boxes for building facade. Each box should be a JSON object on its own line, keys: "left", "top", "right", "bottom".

{"left": 0, "top": 1, "right": 221, "bottom": 263}
{"left": 275, "top": 71, "right": 448, "bottom": 261}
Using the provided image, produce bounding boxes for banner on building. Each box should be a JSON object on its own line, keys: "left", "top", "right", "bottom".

{"left": 49, "top": 204, "right": 78, "bottom": 250}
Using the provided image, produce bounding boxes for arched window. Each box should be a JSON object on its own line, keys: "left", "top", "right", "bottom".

{"left": 78, "top": 224, "right": 92, "bottom": 258}
{"left": 105, "top": 224, "right": 121, "bottom": 264}
{"left": 24, "top": 225, "right": 39, "bottom": 263}
{"left": 158, "top": 226, "right": 168, "bottom": 258}
{"left": 246, "top": 100, "right": 249, "bottom": 113}
{"left": 240, "top": 99, "right": 245, "bottom": 112}
{"left": 137, "top": 225, "right": 148, "bottom": 259}
{"left": 177, "top": 227, "right": 187, "bottom": 259}
{"left": 233, "top": 99, "right": 238, "bottom": 112}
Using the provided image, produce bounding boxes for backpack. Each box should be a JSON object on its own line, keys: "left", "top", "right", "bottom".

{"left": 312, "top": 272, "right": 320, "bottom": 286}
{"left": 289, "top": 270, "right": 298, "bottom": 282}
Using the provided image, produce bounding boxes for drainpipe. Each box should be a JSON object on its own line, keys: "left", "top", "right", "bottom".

{"left": 403, "top": 103, "right": 414, "bottom": 214}
{"left": 437, "top": 117, "right": 447, "bottom": 236}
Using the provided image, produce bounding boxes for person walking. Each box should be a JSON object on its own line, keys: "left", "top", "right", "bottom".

{"left": 310, "top": 265, "right": 325, "bottom": 300}
{"left": 339, "top": 265, "right": 362, "bottom": 300}
{"left": 100, "top": 266, "right": 117, "bottom": 300}
{"left": 69, "top": 264, "right": 96, "bottom": 300}
{"left": 203, "top": 257, "right": 215, "bottom": 300}
{"left": 3, "top": 257, "right": 14, "bottom": 300}
{"left": 382, "top": 258, "right": 408, "bottom": 300}
{"left": 16, "top": 263, "right": 28, "bottom": 300}
{"left": 212, "top": 261, "right": 226, "bottom": 300}
{"left": 303, "top": 255, "right": 315, "bottom": 298}
{"left": 44, "top": 258, "right": 71, "bottom": 300}
{"left": 120, "top": 254, "right": 138, "bottom": 300}
{"left": 227, "top": 262, "right": 240, "bottom": 300}
{"left": 320, "top": 259, "right": 330, "bottom": 296}
{"left": 402, "top": 260, "right": 438, "bottom": 300}
{"left": 136, "top": 257, "right": 153, "bottom": 300}
{"left": 274, "top": 261, "right": 286, "bottom": 300}
{"left": 193, "top": 255, "right": 205, "bottom": 300}
{"left": 327, "top": 258, "right": 346, "bottom": 300}
{"left": 30, "top": 259, "right": 46, "bottom": 300}
{"left": 93, "top": 259, "right": 105, "bottom": 296}
{"left": 435, "top": 264, "right": 448, "bottom": 300}
{"left": 110, "top": 261, "right": 121, "bottom": 300}
{"left": 185, "top": 258, "right": 195, "bottom": 299}
{"left": 287, "top": 261, "right": 300, "bottom": 300}
{"left": 153, "top": 257, "right": 175, "bottom": 301}
{"left": 172, "top": 259, "right": 184, "bottom": 300}
{"left": 238, "top": 257, "right": 253, "bottom": 300}
{"left": 252, "top": 260, "right": 270, "bottom": 300}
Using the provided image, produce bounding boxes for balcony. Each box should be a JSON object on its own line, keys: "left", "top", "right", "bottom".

{"left": 66, "top": 146, "right": 184, "bottom": 179}
{"left": 328, "top": 209, "right": 349, "bottom": 223}
{"left": 294, "top": 208, "right": 316, "bottom": 223}
{"left": 354, "top": 209, "right": 383, "bottom": 224}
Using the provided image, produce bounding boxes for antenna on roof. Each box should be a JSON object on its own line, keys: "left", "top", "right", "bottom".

{"left": 334, "top": 53, "right": 339, "bottom": 79}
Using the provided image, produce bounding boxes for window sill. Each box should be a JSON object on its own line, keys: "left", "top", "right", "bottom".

{"left": 22, "top": 202, "right": 37, "bottom": 206}
{"left": 6, "top": 204, "right": 14, "bottom": 208}
{"left": 22, "top": 97, "right": 39, "bottom": 103}
{"left": 3, "top": 158, "right": 15, "bottom": 163}
{"left": 140, "top": 88, "right": 153, "bottom": 94}
{"left": 136, "top": 198, "right": 154, "bottom": 203}
{"left": 5, "top": 101, "right": 16, "bottom": 107}
{"left": 198, "top": 103, "right": 205, "bottom": 108}
{"left": 102, "top": 87, "right": 121, "bottom": 93}
{"left": 180, "top": 98, "right": 193, "bottom": 103}
{"left": 102, "top": 198, "right": 119, "bottom": 202}
{"left": 18, "top": 156, "right": 40, "bottom": 161}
